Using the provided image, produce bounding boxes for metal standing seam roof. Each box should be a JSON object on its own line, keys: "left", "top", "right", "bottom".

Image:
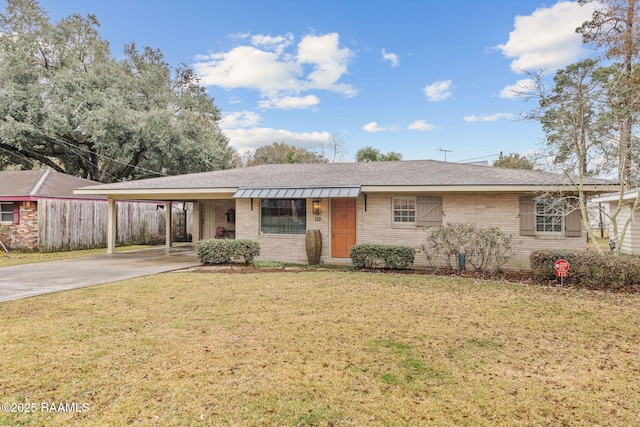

{"left": 233, "top": 186, "right": 361, "bottom": 199}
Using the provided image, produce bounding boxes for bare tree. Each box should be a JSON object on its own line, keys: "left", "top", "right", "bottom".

{"left": 320, "top": 133, "right": 347, "bottom": 163}
{"left": 578, "top": 0, "right": 640, "bottom": 184}
{"left": 521, "top": 60, "right": 640, "bottom": 254}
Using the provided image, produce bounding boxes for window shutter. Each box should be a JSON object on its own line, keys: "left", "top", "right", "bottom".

{"left": 519, "top": 196, "right": 535, "bottom": 236}
{"left": 12, "top": 202, "right": 20, "bottom": 225}
{"left": 416, "top": 196, "right": 442, "bottom": 227}
{"left": 565, "top": 208, "right": 582, "bottom": 237}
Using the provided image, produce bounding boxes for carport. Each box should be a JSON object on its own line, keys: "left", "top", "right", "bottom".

{"left": 75, "top": 182, "right": 236, "bottom": 254}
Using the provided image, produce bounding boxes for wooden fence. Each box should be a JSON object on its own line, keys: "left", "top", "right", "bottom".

{"left": 38, "top": 199, "right": 188, "bottom": 252}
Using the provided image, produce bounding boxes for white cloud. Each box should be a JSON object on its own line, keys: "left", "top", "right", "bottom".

{"left": 220, "top": 111, "right": 261, "bottom": 129}
{"left": 250, "top": 33, "right": 294, "bottom": 55}
{"left": 363, "top": 122, "right": 385, "bottom": 132}
{"left": 499, "top": 78, "right": 536, "bottom": 99}
{"left": 227, "top": 32, "right": 251, "bottom": 41}
{"left": 362, "top": 122, "right": 398, "bottom": 133}
{"left": 194, "top": 32, "right": 356, "bottom": 108}
{"left": 382, "top": 48, "right": 399, "bottom": 67}
{"left": 408, "top": 120, "right": 435, "bottom": 131}
{"left": 298, "top": 33, "right": 356, "bottom": 95}
{"left": 423, "top": 80, "right": 453, "bottom": 101}
{"left": 496, "top": 1, "right": 598, "bottom": 72}
{"left": 464, "top": 113, "right": 516, "bottom": 123}
{"left": 223, "top": 127, "right": 332, "bottom": 152}
{"left": 194, "top": 46, "right": 300, "bottom": 94}
{"left": 258, "top": 95, "right": 320, "bottom": 109}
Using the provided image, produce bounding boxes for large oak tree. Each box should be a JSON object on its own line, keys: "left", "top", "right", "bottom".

{"left": 0, "top": 0, "right": 234, "bottom": 182}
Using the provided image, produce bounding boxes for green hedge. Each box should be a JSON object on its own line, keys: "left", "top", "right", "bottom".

{"left": 350, "top": 243, "right": 415, "bottom": 270}
{"left": 197, "top": 239, "right": 260, "bottom": 265}
{"left": 530, "top": 250, "right": 640, "bottom": 290}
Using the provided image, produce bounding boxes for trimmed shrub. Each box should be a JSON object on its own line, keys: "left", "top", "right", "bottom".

{"left": 350, "top": 243, "right": 415, "bottom": 269}
{"left": 197, "top": 239, "right": 260, "bottom": 265}
{"left": 530, "top": 250, "right": 580, "bottom": 281}
{"left": 530, "top": 250, "right": 640, "bottom": 290}
{"left": 423, "top": 223, "right": 513, "bottom": 272}
{"left": 423, "top": 223, "right": 472, "bottom": 270}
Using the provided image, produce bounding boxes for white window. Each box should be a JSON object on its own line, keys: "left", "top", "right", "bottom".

{"left": 393, "top": 198, "right": 416, "bottom": 223}
{"left": 0, "top": 203, "right": 13, "bottom": 223}
{"left": 535, "top": 199, "right": 563, "bottom": 233}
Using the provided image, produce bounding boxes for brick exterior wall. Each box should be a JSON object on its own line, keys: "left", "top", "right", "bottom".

{"left": 358, "top": 192, "right": 586, "bottom": 270}
{"left": 235, "top": 198, "right": 329, "bottom": 264}
{"left": 0, "top": 201, "right": 38, "bottom": 250}
{"left": 194, "top": 193, "right": 587, "bottom": 270}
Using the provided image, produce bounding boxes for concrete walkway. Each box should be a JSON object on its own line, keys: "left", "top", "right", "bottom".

{"left": 0, "top": 245, "right": 200, "bottom": 302}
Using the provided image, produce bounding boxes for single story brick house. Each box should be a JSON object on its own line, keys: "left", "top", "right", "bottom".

{"left": 75, "top": 160, "right": 618, "bottom": 269}
{"left": 0, "top": 169, "right": 176, "bottom": 251}
{"left": 0, "top": 170, "right": 105, "bottom": 250}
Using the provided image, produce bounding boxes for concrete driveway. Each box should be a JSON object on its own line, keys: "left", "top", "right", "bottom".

{"left": 0, "top": 245, "right": 200, "bottom": 302}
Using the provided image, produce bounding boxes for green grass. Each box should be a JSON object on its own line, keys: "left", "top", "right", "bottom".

{"left": 0, "top": 245, "right": 156, "bottom": 267}
{"left": 1, "top": 271, "right": 639, "bottom": 426}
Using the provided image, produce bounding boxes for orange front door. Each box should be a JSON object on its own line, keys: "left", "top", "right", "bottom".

{"left": 332, "top": 198, "right": 356, "bottom": 258}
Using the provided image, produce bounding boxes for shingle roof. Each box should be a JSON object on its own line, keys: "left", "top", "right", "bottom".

{"left": 77, "top": 160, "right": 616, "bottom": 192}
{"left": 0, "top": 170, "right": 103, "bottom": 199}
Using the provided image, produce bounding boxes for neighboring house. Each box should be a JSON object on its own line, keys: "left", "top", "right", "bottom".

{"left": 0, "top": 170, "right": 172, "bottom": 251}
{"left": 75, "top": 160, "right": 618, "bottom": 269}
{"left": 592, "top": 190, "right": 640, "bottom": 253}
{"left": 0, "top": 170, "right": 104, "bottom": 250}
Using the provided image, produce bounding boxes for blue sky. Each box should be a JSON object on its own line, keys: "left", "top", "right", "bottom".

{"left": 29, "top": 0, "right": 599, "bottom": 163}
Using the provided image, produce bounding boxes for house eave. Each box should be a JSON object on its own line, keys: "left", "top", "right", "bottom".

{"left": 73, "top": 183, "right": 621, "bottom": 201}
{"left": 0, "top": 196, "right": 107, "bottom": 202}
{"left": 73, "top": 187, "right": 237, "bottom": 201}
{"left": 591, "top": 189, "right": 640, "bottom": 203}
{"left": 360, "top": 184, "right": 620, "bottom": 193}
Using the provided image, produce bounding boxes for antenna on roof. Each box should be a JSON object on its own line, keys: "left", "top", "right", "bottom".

{"left": 437, "top": 147, "right": 452, "bottom": 162}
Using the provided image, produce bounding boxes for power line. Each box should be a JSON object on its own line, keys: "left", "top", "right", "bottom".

{"left": 4, "top": 123, "right": 168, "bottom": 179}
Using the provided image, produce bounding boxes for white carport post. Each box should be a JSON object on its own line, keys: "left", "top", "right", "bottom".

{"left": 106, "top": 198, "right": 117, "bottom": 254}
{"left": 165, "top": 201, "right": 172, "bottom": 248}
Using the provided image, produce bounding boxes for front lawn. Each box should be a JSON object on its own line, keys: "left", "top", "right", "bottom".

{"left": 1, "top": 272, "right": 639, "bottom": 426}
